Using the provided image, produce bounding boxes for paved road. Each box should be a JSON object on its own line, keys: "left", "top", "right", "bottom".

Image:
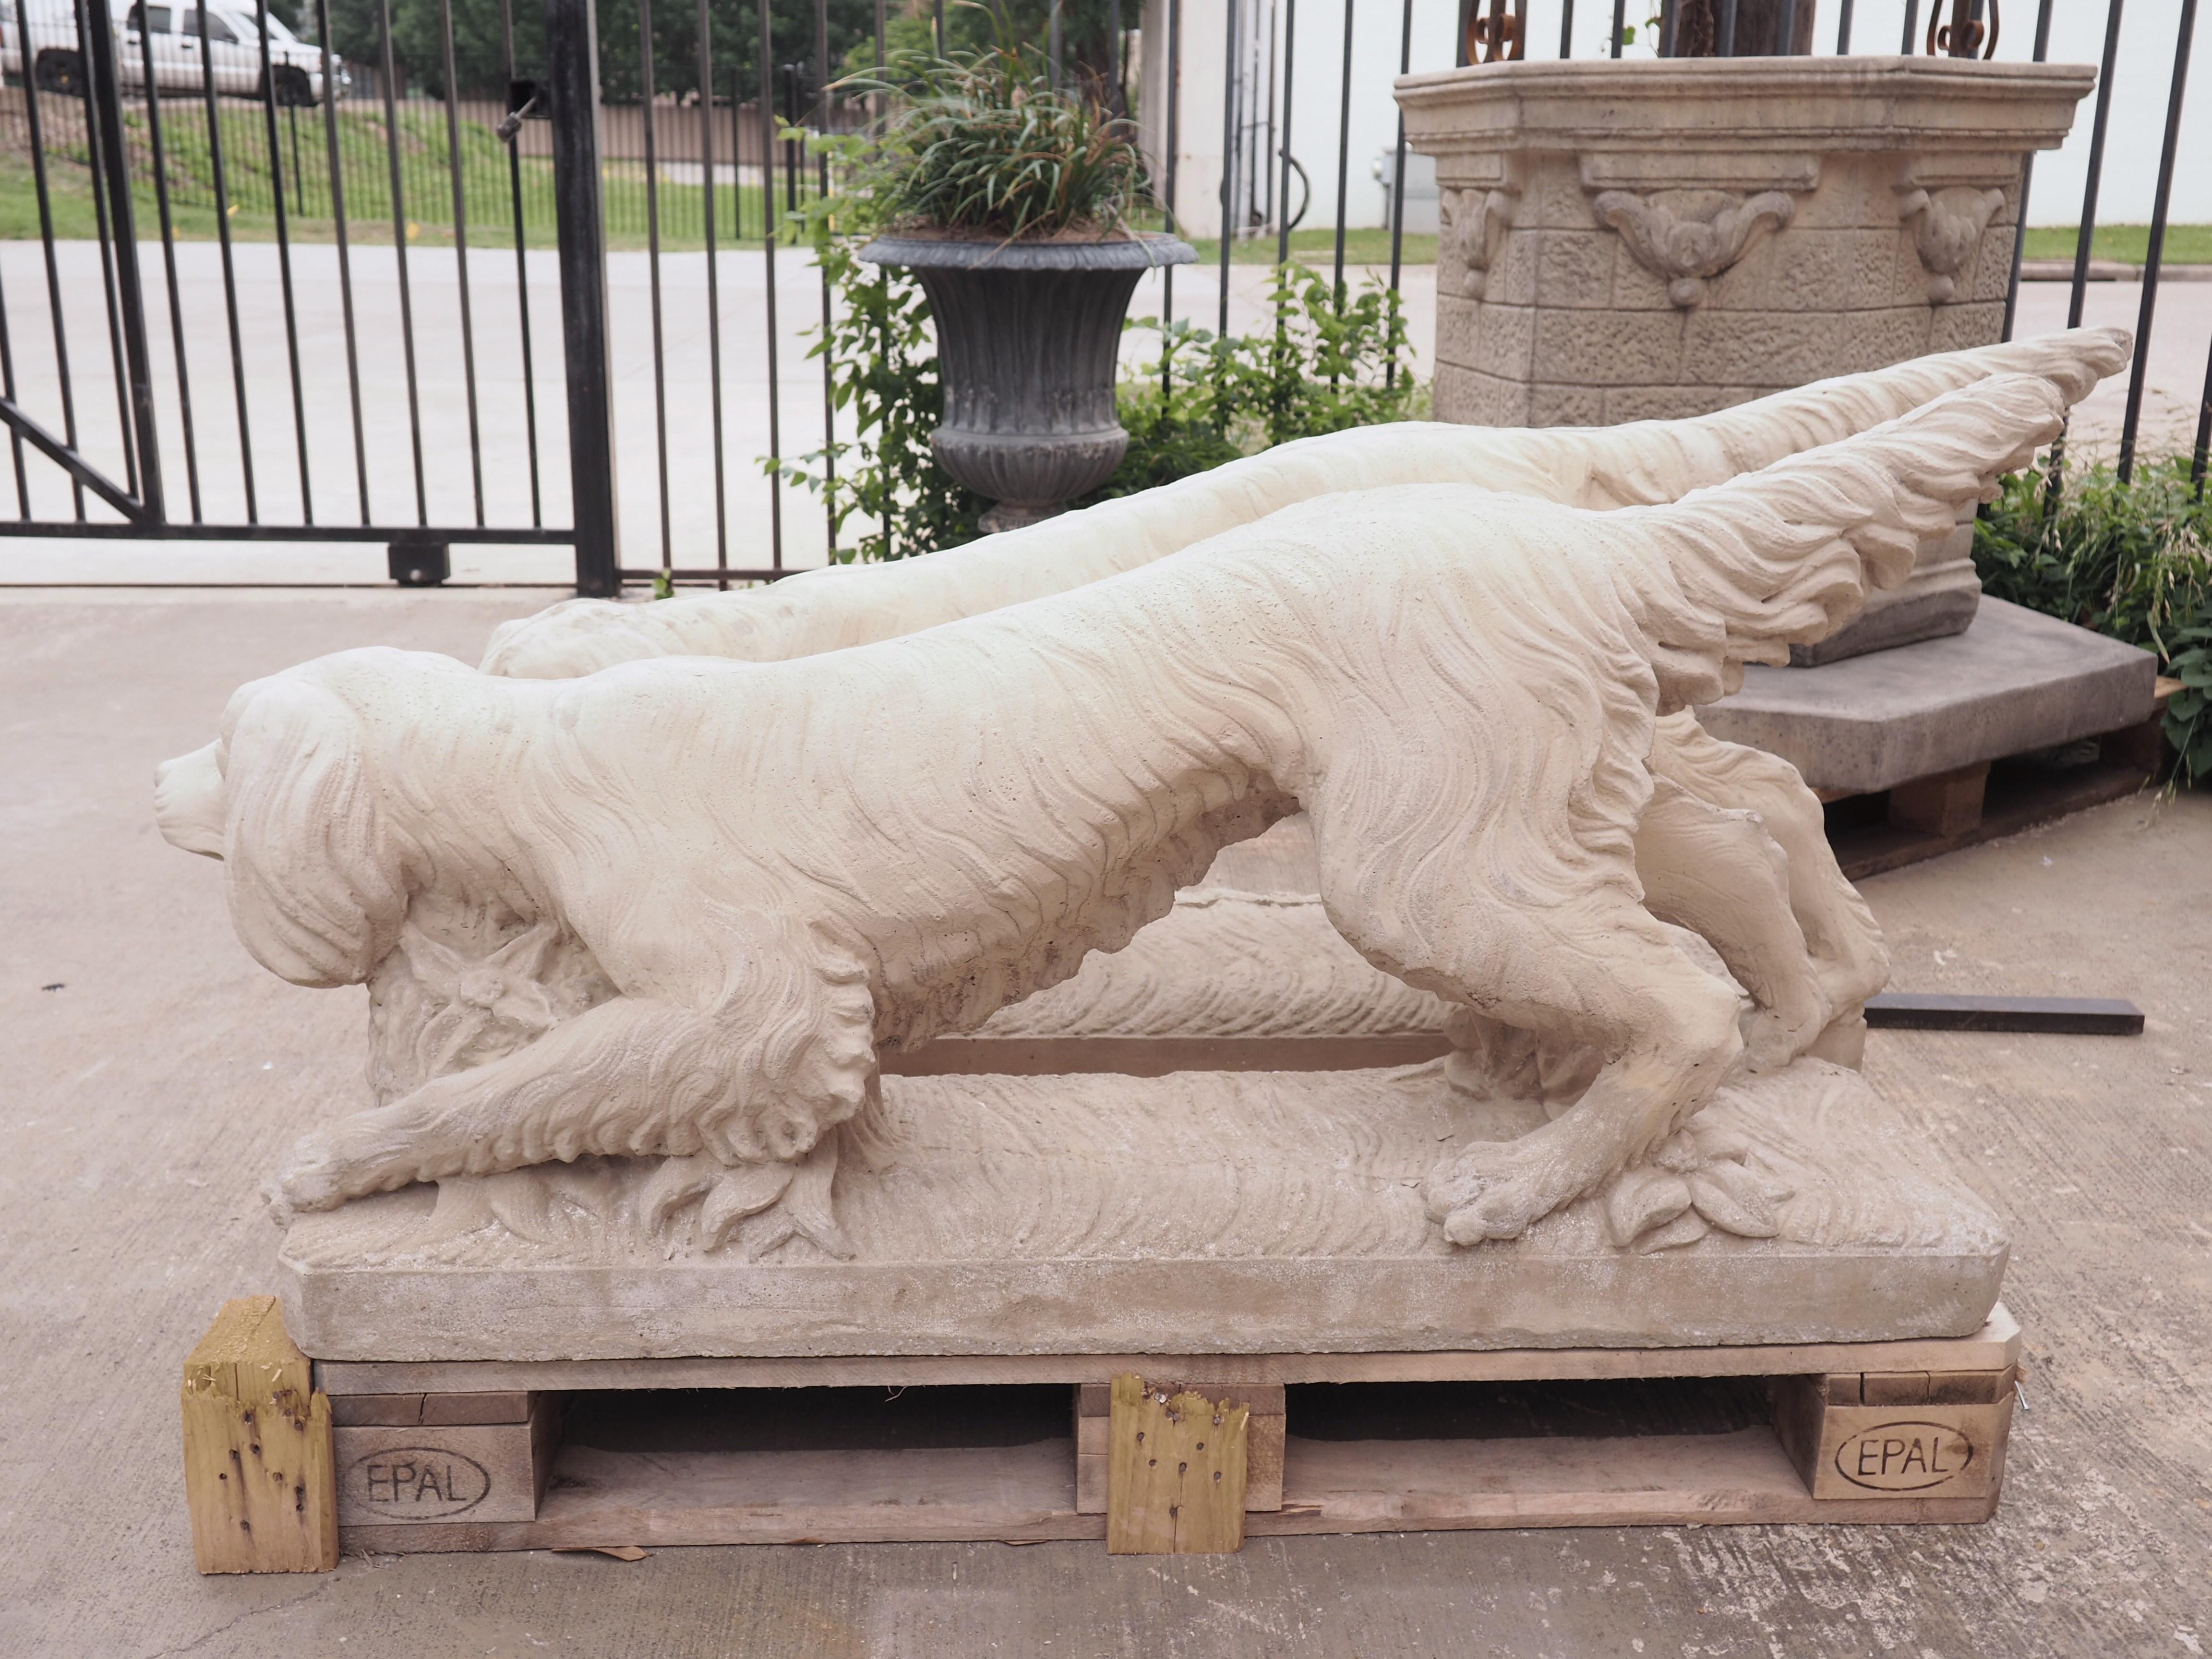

{"left": 0, "top": 240, "right": 2200, "bottom": 586}
{"left": 1, "top": 588, "right": 2206, "bottom": 1656}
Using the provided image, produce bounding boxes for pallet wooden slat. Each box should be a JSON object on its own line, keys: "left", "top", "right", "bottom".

{"left": 1106, "top": 1376, "right": 1250, "bottom": 1554}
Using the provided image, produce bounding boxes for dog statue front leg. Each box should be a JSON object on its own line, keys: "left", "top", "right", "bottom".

{"left": 267, "top": 990, "right": 862, "bottom": 1222}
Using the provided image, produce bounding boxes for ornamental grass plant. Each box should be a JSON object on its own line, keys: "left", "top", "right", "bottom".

{"left": 851, "top": 15, "right": 1146, "bottom": 240}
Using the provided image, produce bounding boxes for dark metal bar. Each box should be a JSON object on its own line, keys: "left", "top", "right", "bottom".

{"left": 2001, "top": 0, "right": 2056, "bottom": 341}
{"left": 1659, "top": 0, "right": 1676, "bottom": 56}
{"left": 498, "top": 0, "right": 543, "bottom": 526}
{"left": 1863, "top": 994, "right": 2144, "bottom": 1035}
{"left": 16, "top": 0, "right": 82, "bottom": 519}
{"left": 759, "top": 0, "right": 784, "bottom": 570}
{"left": 437, "top": 0, "right": 486, "bottom": 524}
{"left": 0, "top": 246, "right": 26, "bottom": 517}
{"left": 79, "top": 0, "right": 156, "bottom": 511}
{"left": 815, "top": 0, "right": 833, "bottom": 562}
{"left": 699, "top": 0, "right": 727, "bottom": 579}
{"left": 548, "top": 0, "right": 623, "bottom": 591}
{"left": 1610, "top": 0, "right": 1625, "bottom": 57}
{"left": 315, "top": 0, "right": 372, "bottom": 523}
{"left": 1386, "top": 0, "right": 1411, "bottom": 386}
{"left": 197, "top": 0, "right": 257, "bottom": 520}
{"left": 0, "top": 517, "right": 570, "bottom": 542}
{"left": 1717, "top": 0, "right": 1738, "bottom": 55}
{"left": 1330, "top": 0, "right": 1352, "bottom": 302}
{"left": 639, "top": 0, "right": 673, "bottom": 577}
{"left": 1899, "top": 0, "right": 1919, "bottom": 52}
{"left": 377, "top": 0, "right": 428, "bottom": 524}
{"left": 2192, "top": 330, "right": 2211, "bottom": 498}
{"left": 1276, "top": 0, "right": 1296, "bottom": 267}
{"left": 256, "top": 0, "right": 312, "bottom": 523}
{"left": 2069, "top": 0, "right": 2127, "bottom": 331}
{"left": 1835, "top": 0, "right": 1853, "bottom": 50}
{"left": 0, "top": 394, "right": 147, "bottom": 519}
{"left": 2117, "top": 0, "right": 2195, "bottom": 483}
{"left": 1561, "top": 0, "right": 1575, "bottom": 55}
{"left": 1109, "top": 0, "right": 1123, "bottom": 112}
{"left": 1162, "top": 0, "right": 1181, "bottom": 395}
{"left": 136, "top": 4, "right": 202, "bottom": 520}
{"left": 1776, "top": 0, "right": 1796, "bottom": 51}
{"left": 1218, "top": 0, "right": 1240, "bottom": 336}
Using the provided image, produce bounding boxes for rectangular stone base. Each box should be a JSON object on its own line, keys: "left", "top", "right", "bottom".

{"left": 1701, "top": 598, "right": 2158, "bottom": 795}
{"left": 278, "top": 1058, "right": 2007, "bottom": 1363}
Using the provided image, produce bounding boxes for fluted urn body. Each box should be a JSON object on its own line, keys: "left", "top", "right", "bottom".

{"left": 861, "top": 234, "right": 1197, "bottom": 532}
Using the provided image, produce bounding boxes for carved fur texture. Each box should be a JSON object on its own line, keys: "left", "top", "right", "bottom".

{"left": 158, "top": 375, "right": 2068, "bottom": 1247}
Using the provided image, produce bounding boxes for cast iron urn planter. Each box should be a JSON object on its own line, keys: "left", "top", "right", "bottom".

{"left": 860, "top": 233, "right": 1197, "bottom": 532}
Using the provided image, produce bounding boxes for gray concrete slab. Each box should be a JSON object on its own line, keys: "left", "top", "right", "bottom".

{"left": 1701, "top": 598, "right": 2160, "bottom": 795}
{"left": 2, "top": 592, "right": 2207, "bottom": 1658}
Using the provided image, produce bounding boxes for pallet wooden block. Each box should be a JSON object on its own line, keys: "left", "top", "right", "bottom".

{"left": 1105, "top": 1376, "right": 1250, "bottom": 1554}
{"left": 181, "top": 1297, "right": 337, "bottom": 1574}
{"left": 299, "top": 1307, "right": 2024, "bottom": 1560}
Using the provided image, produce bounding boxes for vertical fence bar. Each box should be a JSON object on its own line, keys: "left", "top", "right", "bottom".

{"left": 1330, "top": 0, "right": 1352, "bottom": 305}
{"left": 316, "top": 0, "right": 372, "bottom": 522}
{"left": 1835, "top": 0, "right": 1853, "bottom": 50}
{"left": 637, "top": 0, "right": 673, "bottom": 578}
{"left": 1162, "top": 0, "right": 1181, "bottom": 395}
{"left": 137, "top": 6, "right": 201, "bottom": 519}
{"left": 1386, "top": 0, "right": 1410, "bottom": 385}
{"left": 375, "top": 0, "right": 427, "bottom": 522}
{"left": 0, "top": 251, "right": 23, "bottom": 514}
{"left": 1218, "top": 0, "right": 1239, "bottom": 335}
{"left": 1899, "top": 0, "right": 1919, "bottom": 52}
{"left": 548, "top": 0, "right": 622, "bottom": 591}
{"left": 77, "top": 0, "right": 143, "bottom": 505}
{"left": 18, "top": 0, "right": 83, "bottom": 517}
{"left": 1561, "top": 0, "right": 1575, "bottom": 55}
{"left": 256, "top": 0, "right": 312, "bottom": 522}
{"left": 758, "top": 0, "right": 783, "bottom": 569}
{"left": 1610, "top": 0, "right": 1625, "bottom": 56}
{"left": 1717, "top": 0, "right": 1738, "bottom": 55}
{"left": 500, "top": 0, "right": 544, "bottom": 525}
{"left": 815, "top": 0, "right": 834, "bottom": 563}
{"left": 198, "top": 0, "right": 257, "bottom": 520}
{"left": 437, "top": 0, "right": 486, "bottom": 524}
{"left": 699, "top": 0, "right": 727, "bottom": 579}
{"left": 1277, "top": 0, "right": 1297, "bottom": 267}
{"left": 2068, "top": 0, "right": 2126, "bottom": 330}
{"left": 2192, "top": 335, "right": 2210, "bottom": 498}
{"left": 2117, "top": 0, "right": 2195, "bottom": 483}
{"left": 2002, "top": 0, "right": 2056, "bottom": 342}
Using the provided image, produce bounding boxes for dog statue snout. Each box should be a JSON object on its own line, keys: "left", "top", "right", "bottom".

{"left": 155, "top": 742, "right": 228, "bottom": 858}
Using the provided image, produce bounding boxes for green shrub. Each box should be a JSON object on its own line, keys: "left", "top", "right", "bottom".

{"left": 1974, "top": 457, "right": 2212, "bottom": 782}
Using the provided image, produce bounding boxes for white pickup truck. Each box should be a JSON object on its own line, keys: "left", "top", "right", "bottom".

{"left": 1, "top": 0, "right": 348, "bottom": 105}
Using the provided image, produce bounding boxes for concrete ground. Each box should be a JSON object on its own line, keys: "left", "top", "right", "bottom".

{"left": 2, "top": 589, "right": 2209, "bottom": 1658}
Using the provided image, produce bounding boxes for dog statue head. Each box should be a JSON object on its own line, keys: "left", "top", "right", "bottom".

{"left": 156, "top": 652, "right": 417, "bottom": 988}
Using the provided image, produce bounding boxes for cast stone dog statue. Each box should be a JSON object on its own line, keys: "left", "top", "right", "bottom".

{"left": 154, "top": 374, "right": 2067, "bottom": 1250}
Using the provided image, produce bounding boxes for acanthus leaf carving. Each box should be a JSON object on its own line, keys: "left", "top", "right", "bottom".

{"left": 1897, "top": 185, "right": 2007, "bottom": 304}
{"left": 1590, "top": 188, "right": 1798, "bottom": 309}
{"left": 1439, "top": 185, "right": 1517, "bottom": 300}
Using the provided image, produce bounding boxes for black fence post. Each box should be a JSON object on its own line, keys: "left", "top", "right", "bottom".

{"left": 82, "top": 0, "right": 162, "bottom": 521}
{"left": 547, "top": 0, "right": 622, "bottom": 596}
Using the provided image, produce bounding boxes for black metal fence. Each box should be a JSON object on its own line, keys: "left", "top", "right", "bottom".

{"left": 0, "top": 0, "right": 2200, "bottom": 592}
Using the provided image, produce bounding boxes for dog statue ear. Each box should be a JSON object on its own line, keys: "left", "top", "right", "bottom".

{"left": 154, "top": 741, "right": 228, "bottom": 858}
{"left": 220, "top": 673, "right": 408, "bottom": 987}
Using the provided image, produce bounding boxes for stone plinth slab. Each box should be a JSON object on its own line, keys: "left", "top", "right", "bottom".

{"left": 279, "top": 1058, "right": 2006, "bottom": 1363}
{"left": 1699, "top": 598, "right": 2157, "bottom": 795}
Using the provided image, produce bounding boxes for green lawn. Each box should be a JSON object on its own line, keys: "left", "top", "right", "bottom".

{"left": 2022, "top": 224, "right": 2212, "bottom": 264}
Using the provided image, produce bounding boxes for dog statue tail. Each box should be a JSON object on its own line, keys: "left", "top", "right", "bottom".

{"left": 1606, "top": 372, "right": 2068, "bottom": 710}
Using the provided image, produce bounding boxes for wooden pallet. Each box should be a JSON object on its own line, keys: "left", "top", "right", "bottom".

{"left": 1821, "top": 685, "right": 2177, "bottom": 880}
{"left": 181, "top": 1299, "right": 2026, "bottom": 1568}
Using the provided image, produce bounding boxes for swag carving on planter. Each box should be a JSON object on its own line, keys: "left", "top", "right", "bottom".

{"left": 1589, "top": 188, "right": 1799, "bottom": 310}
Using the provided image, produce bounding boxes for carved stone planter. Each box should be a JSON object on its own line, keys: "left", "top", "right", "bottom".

{"left": 861, "top": 234, "right": 1197, "bottom": 532}
{"left": 1396, "top": 57, "right": 2094, "bottom": 660}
